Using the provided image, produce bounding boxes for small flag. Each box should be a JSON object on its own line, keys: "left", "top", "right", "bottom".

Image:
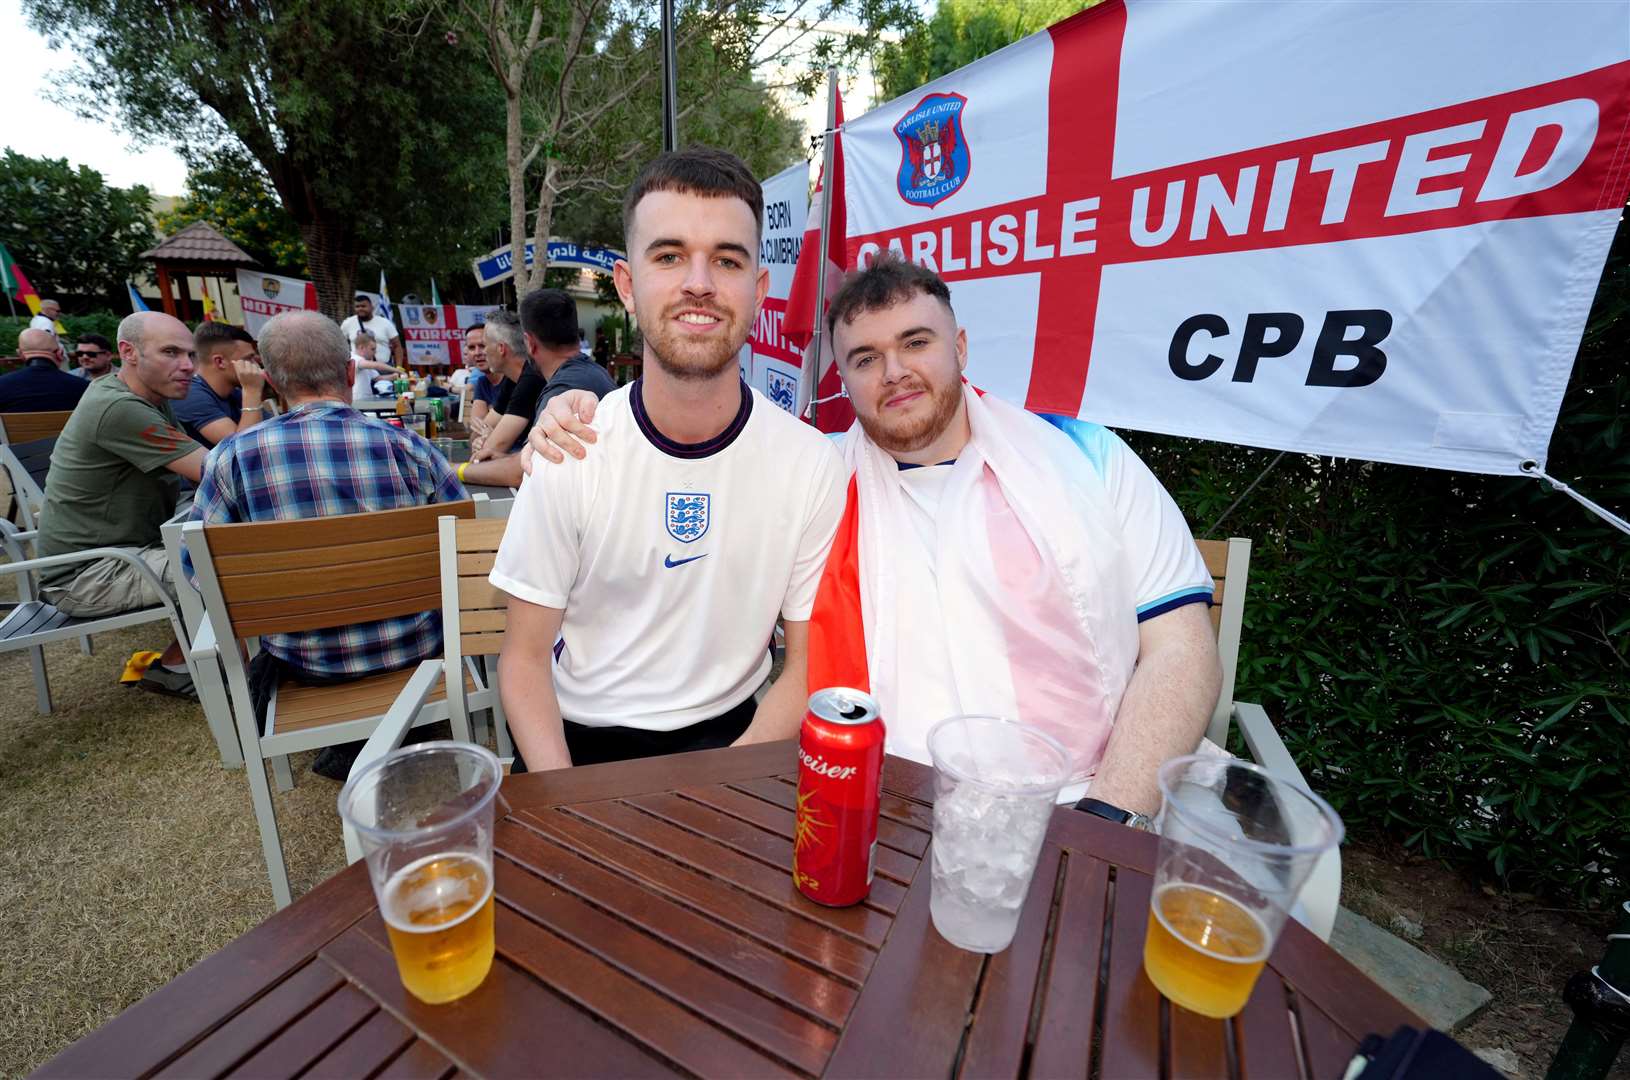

{"left": 201, "top": 282, "right": 217, "bottom": 322}
{"left": 0, "top": 242, "right": 19, "bottom": 294}
{"left": 430, "top": 276, "right": 441, "bottom": 306}
{"left": 785, "top": 87, "right": 847, "bottom": 352}
{"left": 378, "top": 271, "right": 393, "bottom": 322}
{"left": 8, "top": 261, "right": 67, "bottom": 334}
{"left": 127, "top": 283, "right": 150, "bottom": 312}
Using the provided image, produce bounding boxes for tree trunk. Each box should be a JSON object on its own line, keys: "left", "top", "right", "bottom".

{"left": 506, "top": 58, "right": 532, "bottom": 301}
{"left": 301, "top": 214, "right": 361, "bottom": 320}
{"left": 522, "top": 157, "right": 561, "bottom": 295}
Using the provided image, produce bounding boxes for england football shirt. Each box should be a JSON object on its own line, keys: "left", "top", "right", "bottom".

{"left": 491, "top": 379, "right": 847, "bottom": 730}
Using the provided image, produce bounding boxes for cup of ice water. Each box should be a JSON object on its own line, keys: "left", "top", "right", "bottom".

{"left": 926, "top": 716, "right": 1072, "bottom": 953}
{"left": 338, "top": 741, "right": 503, "bottom": 1004}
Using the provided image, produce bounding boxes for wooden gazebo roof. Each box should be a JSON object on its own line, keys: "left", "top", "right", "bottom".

{"left": 140, "top": 222, "right": 257, "bottom": 323}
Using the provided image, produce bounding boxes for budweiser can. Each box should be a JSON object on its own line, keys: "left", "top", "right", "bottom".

{"left": 794, "top": 687, "right": 885, "bottom": 906}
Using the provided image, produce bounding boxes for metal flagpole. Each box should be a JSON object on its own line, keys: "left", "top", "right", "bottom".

{"left": 660, "top": 0, "right": 679, "bottom": 151}
{"left": 801, "top": 67, "right": 839, "bottom": 426}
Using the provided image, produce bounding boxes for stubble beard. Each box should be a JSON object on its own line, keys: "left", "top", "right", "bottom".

{"left": 644, "top": 305, "right": 746, "bottom": 383}
{"left": 859, "top": 376, "right": 963, "bottom": 455}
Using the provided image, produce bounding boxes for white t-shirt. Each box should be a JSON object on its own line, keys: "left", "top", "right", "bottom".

{"left": 491, "top": 381, "right": 847, "bottom": 730}
{"left": 448, "top": 368, "right": 472, "bottom": 391}
{"left": 350, "top": 352, "right": 381, "bottom": 401}
{"left": 883, "top": 420, "right": 1215, "bottom": 768}
{"left": 340, "top": 314, "right": 399, "bottom": 366}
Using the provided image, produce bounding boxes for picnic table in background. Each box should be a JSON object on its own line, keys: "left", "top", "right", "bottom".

{"left": 34, "top": 742, "right": 1422, "bottom": 1079}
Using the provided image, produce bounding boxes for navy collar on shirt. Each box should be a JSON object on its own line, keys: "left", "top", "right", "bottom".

{"left": 631, "top": 377, "right": 752, "bottom": 459}
{"left": 897, "top": 458, "right": 958, "bottom": 470}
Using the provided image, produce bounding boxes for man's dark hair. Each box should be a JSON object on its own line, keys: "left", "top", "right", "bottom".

{"left": 194, "top": 321, "right": 257, "bottom": 357}
{"left": 519, "top": 288, "right": 580, "bottom": 349}
{"left": 826, "top": 254, "right": 954, "bottom": 337}
{"left": 354, "top": 293, "right": 370, "bottom": 303}
{"left": 622, "top": 146, "right": 763, "bottom": 250}
{"left": 74, "top": 332, "right": 113, "bottom": 351}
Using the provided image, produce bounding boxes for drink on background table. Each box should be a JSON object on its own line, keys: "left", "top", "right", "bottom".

{"left": 338, "top": 742, "right": 503, "bottom": 1005}
{"left": 1142, "top": 755, "right": 1343, "bottom": 1018}
{"left": 381, "top": 852, "right": 496, "bottom": 1004}
{"left": 793, "top": 688, "right": 885, "bottom": 907}
{"left": 926, "top": 716, "right": 1071, "bottom": 954}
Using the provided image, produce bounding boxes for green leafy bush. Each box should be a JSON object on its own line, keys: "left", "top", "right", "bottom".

{"left": 1128, "top": 224, "right": 1630, "bottom": 908}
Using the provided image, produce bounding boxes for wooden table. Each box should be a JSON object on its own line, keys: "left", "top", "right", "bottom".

{"left": 37, "top": 743, "right": 1421, "bottom": 1079}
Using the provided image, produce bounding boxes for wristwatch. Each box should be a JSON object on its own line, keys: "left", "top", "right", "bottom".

{"left": 1074, "top": 796, "right": 1154, "bottom": 832}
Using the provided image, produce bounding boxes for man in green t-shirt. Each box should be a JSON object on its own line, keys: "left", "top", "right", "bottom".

{"left": 37, "top": 311, "right": 210, "bottom": 681}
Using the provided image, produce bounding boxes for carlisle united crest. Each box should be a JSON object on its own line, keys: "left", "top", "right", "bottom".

{"left": 665, "top": 492, "right": 710, "bottom": 544}
{"left": 894, "top": 93, "right": 971, "bottom": 209}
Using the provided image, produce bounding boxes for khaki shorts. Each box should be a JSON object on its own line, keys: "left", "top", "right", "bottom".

{"left": 45, "top": 544, "right": 176, "bottom": 618}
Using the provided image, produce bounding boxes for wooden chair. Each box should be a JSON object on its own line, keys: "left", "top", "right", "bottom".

{"left": 342, "top": 511, "right": 516, "bottom": 864}
{"left": 1198, "top": 536, "right": 1342, "bottom": 942}
{"left": 184, "top": 499, "right": 485, "bottom": 908}
{"left": 0, "top": 409, "right": 74, "bottom": 446}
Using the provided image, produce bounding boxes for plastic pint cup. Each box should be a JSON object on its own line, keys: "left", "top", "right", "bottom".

{"left": 1143, "top": 755, "right": 1343, "bottom": 1018}
{"left": 337, "top": 742, "right": 503, "bottom": 1004}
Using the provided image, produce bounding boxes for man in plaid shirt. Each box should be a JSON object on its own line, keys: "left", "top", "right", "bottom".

{"left": 187, "top": 310, "right": 468, "bottom": 778}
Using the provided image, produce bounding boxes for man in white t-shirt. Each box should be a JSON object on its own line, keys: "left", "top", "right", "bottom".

{"left": 339, "top": 294, "right": 403, "bottom": 369}
{"left": 29, "top": 298, "right": 61, "bottom": 335}
{"left": 490, "top": 147, "right": 845, "bottom": 771}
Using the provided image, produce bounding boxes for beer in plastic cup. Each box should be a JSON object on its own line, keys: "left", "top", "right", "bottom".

{"left": 337, "top": 742, "right": 502, "bottom": 1004}
{"left": 926, "top": 716, "right": 1071, "bottom": 953}
{"left": 1143, "top": 755, "right": 1343, "bottom": 1018}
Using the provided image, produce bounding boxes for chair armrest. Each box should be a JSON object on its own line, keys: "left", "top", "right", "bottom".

{"left": 1233, "top": 700, "right": 1304, "bottom": 785}
{"left": 343, "top": 659, "right": 446, "bottom": 864}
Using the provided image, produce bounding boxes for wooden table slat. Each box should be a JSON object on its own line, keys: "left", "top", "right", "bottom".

{"left": 727, "top": 777, "right": 933, "bottom": 857}
{"left": 372, "top": 1038, "right": 457, "bottom": 1080}
{"left": 501, "top": 741, "right": 797, "bottom": 812}
{"left": 1233, "top": 975, "right": 1310, "bottom": 1080}
{"left": 152, "top": 960, "right": 346, "bottom": 1080}
{"left": 496, "top": 818, "right": 859, "bottom": 1027}
{"left": 299, "top": 1008, "right": 416, "bottom": 1080}
{"left": 1167, "top": 993, "right": 1233, "bottom": 1079}
{"left": 955, "top": 844, "right": 1069, "bottom": 1079}
{"left": 322, "top": 921, "right": 672, "bottom": 1079}
{"left": 677, "top": 784, "right": 922, "bottom": 886}
{"left": 517, "top": 808, "right": 878, "bottom": 987}
{"left": 492, "top": 853, "right": 838, "bottom": 1074}
{"left": 1026, "top": 856, "right": 1113, "bottom": 1080}
{"left": 222, "top": 983, "right": 377, "bottom": 1079}
{"left": 1095, "top": 867, "right": 1164, "bottom": 1079}
{"left": 821, "top": 862, "right": 986, "bottom": 1080}
{"left": 1294, "top": 991, "right": 1366, "bottom": 1080}
{"left": 625, "top": 791, "right": 910, "bottom": 910}
{"left": 564, "top": 798, "right": 896, "bottom": 947}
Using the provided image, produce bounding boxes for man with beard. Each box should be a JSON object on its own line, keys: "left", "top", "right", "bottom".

{"left": 526, "top": 257, "right": 1221, "bottom": 822}
{"left": 489, "top": 147, "right": 846, "bottom": 771}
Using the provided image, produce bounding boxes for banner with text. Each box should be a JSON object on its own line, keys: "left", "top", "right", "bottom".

{"left": 743, "top": 162, "right": 811, "bottom": 413}
{"left": 235, "top": 269, "right": 386, "bottom": 342}
{"left": 471, "top": 240, "right": 626, "bottom": 288}
{"left": 834, "top": 0, "right": 1630, "bottom": 473}
{"left": 398, "top": 304, "right": 495, "bottom": 367}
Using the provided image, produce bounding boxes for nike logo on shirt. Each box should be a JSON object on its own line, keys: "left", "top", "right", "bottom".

{"left": 664, "top": 553, "right": 708, "bottom": 568}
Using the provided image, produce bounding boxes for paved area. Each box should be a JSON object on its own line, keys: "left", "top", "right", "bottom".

{"left": 1330, "top": 905, "right": 1493, "bottom": 1032}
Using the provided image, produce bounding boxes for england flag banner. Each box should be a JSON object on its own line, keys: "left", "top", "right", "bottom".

{"left": 744, "top": 161, "right": 811, "bottom": 413}
{"left": 831, "top": 0, "right": 1630, "bottom": 474}
{"left": 398, "top": 303, "right": 494, "bottom": 368}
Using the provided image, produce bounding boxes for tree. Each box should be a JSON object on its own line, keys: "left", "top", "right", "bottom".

{"left": 156, "top": 147, "right": 308, "bottom": 276}
{"left": 28, "top": 0, "right": 506, "bottom": 317}
{"left": 435, "top": 0, "right": 910, "bottom": 294}
{"left": 877, "top": 0, "right": 1089, "bottom": 99}
{"left": 0, "top": 149, "right": 156, "bottom": 310}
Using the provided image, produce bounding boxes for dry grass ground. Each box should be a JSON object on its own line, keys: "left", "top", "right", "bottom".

{"left": 0, "top": 626, "right": 352, "bottom": 1076}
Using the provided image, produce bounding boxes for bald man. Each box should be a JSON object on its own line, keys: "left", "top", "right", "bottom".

{"left": 36, "top": 312, "right": 207, "bottom": 688}
{"left": 0, "top": 328, "right": 88, "bottom": 412}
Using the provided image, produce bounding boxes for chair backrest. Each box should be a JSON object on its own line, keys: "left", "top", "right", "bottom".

{"left": 188, "top": 499, "right": 478, "bottom": 641}
{"left": 0, "top": 441, "right": 49, "bottom": 528}
{"left": 0, "top": 410, "right": 74, "bottom": 445}
{"left": 1194, "top": 536, "right": 1252, "bottom": 747}
{"left": 441, "top": 514, "right": 510, "bottom": 662}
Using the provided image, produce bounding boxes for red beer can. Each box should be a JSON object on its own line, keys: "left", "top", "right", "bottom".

{"left": 794, "top": 687, "right": 885, "bottom": 906}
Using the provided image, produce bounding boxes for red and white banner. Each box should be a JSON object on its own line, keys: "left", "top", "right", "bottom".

{"left": 827, "top": 0, "right": 1630, "bottom": 473}
{"left": 743, "top": 162, "right": 811, "bottom": 413}
{"left": 235, "top": 269, "right": 387, "bottom": 344}
{"left": 397, "top": 304, "right": 492, "bottom": 368}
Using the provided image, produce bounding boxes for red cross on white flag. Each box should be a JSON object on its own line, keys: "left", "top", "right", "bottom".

{"left": 808, "top": 0, "right": 1630, "bottom": 474}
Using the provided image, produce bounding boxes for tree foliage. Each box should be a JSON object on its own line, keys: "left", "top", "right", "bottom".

{"left": 0, "top": 150, "right": 155, "bottom": 310}
{"left": 28, "top": 0, "right": 506, "bottom": 316}
{"left": 155, "top": 147, "right": 308, "bottom": 276}
{"left": 878, "top": 0, "right": 1090, "bottom": 99}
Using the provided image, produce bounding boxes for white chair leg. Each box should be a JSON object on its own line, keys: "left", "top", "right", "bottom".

{"left": 271, "top": 754, "right": 294, "bottom": 792}
{"left": 79, "top": 634, "right": 93, "bottom": 656}
{"left": 473, "top": 713, "right": 491, "bottom": 748}
{"left": 29, "top": 645, "right": 51, "bottom": 714}
{"left": 195, "top": 659, "right": 243, "bottom": 769}
{"left": 248, "top": 753, "right": 293, "bottom": 909}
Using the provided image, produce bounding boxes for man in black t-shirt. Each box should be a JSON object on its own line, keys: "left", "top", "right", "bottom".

{"left": 461, "top": 309, "right": 539, "bottom": 487}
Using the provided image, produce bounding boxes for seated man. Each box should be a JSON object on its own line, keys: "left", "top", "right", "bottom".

{"left": 527, "top": 257, "right": 1221, "bottom": 820}
{"left": 36, "top": 312, "right": 208, "bottom": 689}
{"left": 490, "top": 146, "right": 846, "bottom": 771}
{"left": 463, "top": 324, "right": 501, "bottom": 431}
{"left": 459, "top": 293, "right": 614, "bottom": 489}
{"left": 187, "top": 310, "right": 468, "bottom": 778}
{"left": 0, "top": 328, "right": 89, "bottom": 412}
{"left": 68, "top": 333, "right": 116, "bottom": 379}
{"left": 174, "top": 322, "right": 268, "bottom": 448}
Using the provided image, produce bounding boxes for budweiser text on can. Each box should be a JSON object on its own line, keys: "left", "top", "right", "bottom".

{"left": 794, "top": 687, "right": 885, "bottom": 906}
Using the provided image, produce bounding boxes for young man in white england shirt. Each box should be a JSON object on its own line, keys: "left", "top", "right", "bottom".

{"left": 490, "top": 148, "right": 846, "bottom": 771}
